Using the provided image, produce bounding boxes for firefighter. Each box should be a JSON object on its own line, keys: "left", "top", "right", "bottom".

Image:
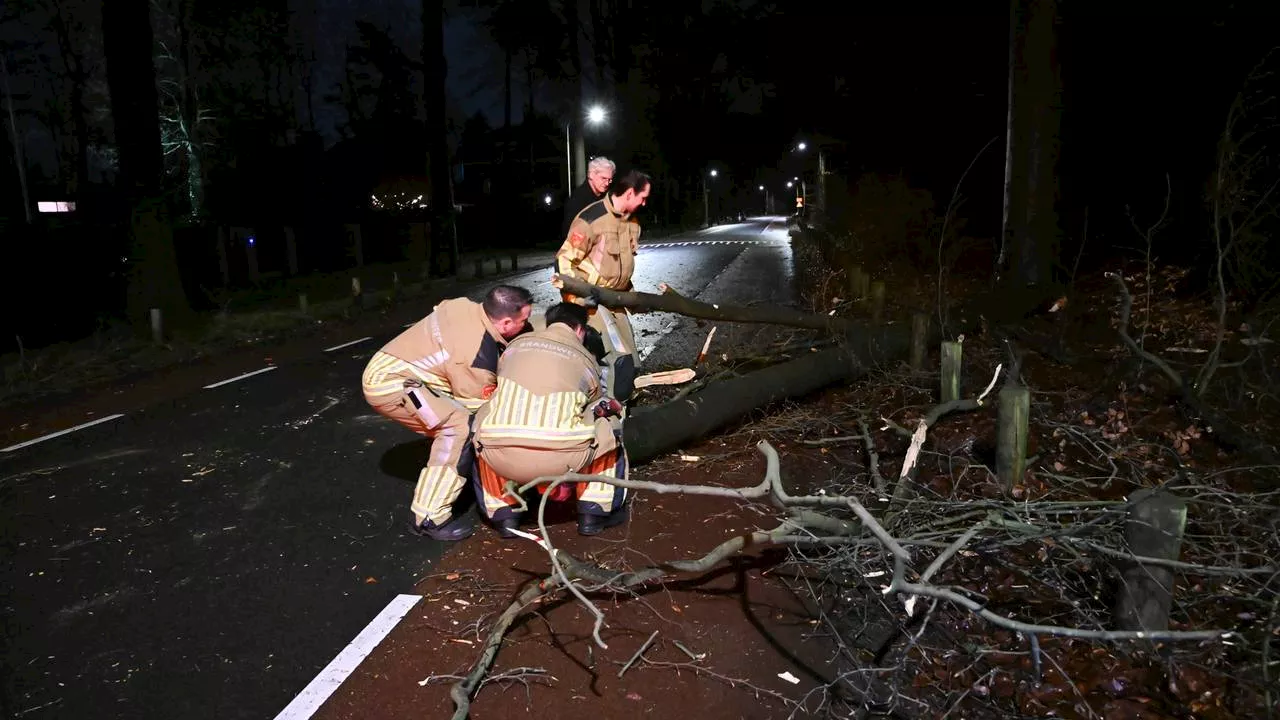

{"left": 361, "top": 285, "right": 534, "bottom": 541}
{"left": 555, "top": 169, "right": 651, "bottom": 401}
{"left": 472, "top": 302, "right": 630, "bottom": 537}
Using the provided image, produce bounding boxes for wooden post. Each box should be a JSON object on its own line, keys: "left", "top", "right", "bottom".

{"left": 869, "top": 281, "right": 886, "bottom": 323}
{"left": 149, "top": 308, "right": 163, "bottom": 343}
{"left": 847, "top": 265, "right": 864, "bottom": 299}
{"left": 351, "top": 277, "right": 362, "bottom": 297}
{"left": 284, "top": 226, "right": 299, "bottom": 275}
{"left": 298, "top": 293, "right": 308, "bottom": 314}
{"left": 910, "top": 313, "right": 928, "bottom": 371}
{"left": 509, "top": 252, "right": 519, "bottom": 272}
{"left": 1114, "top": 489, "right": 1188, "bottom": 634}
{"left": 216, "top": 226, "right": 230, "bottom": 286}
{"left": 996, "top": 385, "right": 1030, "bottom": 492}
{"left": 473, "top": 258, "right": 484, "bottom": 278}
{"left": 345, "top": 223, "right": 364, "bottom": 267}
{"left": 940, "top": 340, "right": 962, "bottom": 402}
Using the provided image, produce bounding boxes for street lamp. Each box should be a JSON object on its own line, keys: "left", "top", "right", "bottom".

{"left": 797, "top": 141, "right": 807, "bottom": 151}
{"left": 565, "top": 105, "right": 608, "bottom": 196}
{"left": 703, "top": 168, "right": 718, "bottom": 228}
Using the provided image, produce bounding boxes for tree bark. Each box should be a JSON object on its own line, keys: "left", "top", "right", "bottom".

{"left": 102, "top": 0, "right": 191, "bottom": 329}
{"left": 999, "top": 0, "right": 1062, "bottom": 289}
{"left": 555, "top": 274, "right": 857, "bottom": 336}
{"left": 422, "top": 0, "right": 459, "bottom": 275}
{"left": 625, "top": 323, "right": 917, "bottom": 464}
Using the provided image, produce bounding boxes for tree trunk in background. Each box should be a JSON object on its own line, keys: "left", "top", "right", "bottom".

{"left": 999, "top": 0, "right": 1062, "bottom": 289}
{"left": 569, "top": 0, "right": 587, "bottom": 186}
{"left": 501, "top": 47, "right": 512, "bottom": 197}
{"left": 422, "top": 0, "right": 459, "bottom": 275}
{"left": 102, "top": 0, "right": 192, "bottom": 330}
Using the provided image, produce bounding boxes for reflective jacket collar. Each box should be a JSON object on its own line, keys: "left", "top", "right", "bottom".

{"left": 604, "top": 193, "right": 629, "bottom": 221}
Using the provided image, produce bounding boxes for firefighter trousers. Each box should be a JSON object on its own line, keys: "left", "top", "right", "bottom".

{"left": 471, "top": 407, "right": 626, "bottom": 522}
{"left": 361, "top": 350, "right": 474, "bottom": 527}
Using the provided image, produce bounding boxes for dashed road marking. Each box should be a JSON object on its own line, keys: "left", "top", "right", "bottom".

{"left": 203, "top": 366, "right": 278, "bottom": 389}
{"left": 323, "top": 336, "right": 373, "bottom": 353}
{"left": 0, "top": 414, "right": 126, "bottom": 453}
{"left": 272, "top": 593, "right": 422, "bottom": 720}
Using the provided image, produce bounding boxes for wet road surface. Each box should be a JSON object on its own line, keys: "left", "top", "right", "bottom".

{"left": 0, "top": 217, "right": 795, "bottom": 720}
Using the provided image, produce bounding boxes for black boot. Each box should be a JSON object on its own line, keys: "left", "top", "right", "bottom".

{"left": 409, "top": 513, "right": 475, "bottom": 542}
{"left": 577, "top": 503, "right": 630, "bottom": 536}
{"left": 494, "top": 515, "right": 523, "bottom": 539}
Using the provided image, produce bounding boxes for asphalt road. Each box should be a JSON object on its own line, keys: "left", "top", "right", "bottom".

{"left": 0, "top": 217, "right": 796, "bottom": 720}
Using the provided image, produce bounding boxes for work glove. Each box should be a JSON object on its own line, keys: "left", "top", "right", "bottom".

{"left": 592, "top": 397, "right": 624, "bottom": 420}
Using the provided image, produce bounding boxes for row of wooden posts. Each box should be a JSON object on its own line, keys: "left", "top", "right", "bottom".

{"left": 855, "top": 261, "right": 1030, "bottom": 496}
{"left": 149, "top": 249, "right": 525, "bottom": 341}
{"left": 890, "top": 266, "right": 1183, "bottom": 635}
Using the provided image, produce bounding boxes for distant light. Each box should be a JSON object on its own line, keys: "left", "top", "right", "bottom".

{"left": 37, "top": 201, "right": 75, "bottom": 213}
{"left": 709, "top": 169, "right": 718, "bottom": 177}
{"left": 758, "top": 185, "right": 764, "bottom": 191}
{"left": 587, "top": 105, "right": 606, "bottom": 124}
{"left": 543, "top": 194, "right": 552, "bottom": 205}
{"left": 786, "top": 181, "right": 793, "bottom": 188}
{"left": 247, "top": 236, "right": 256, "bottom": 246}
{"left": 793, "top": 176, "right": 799, "bottom": 181}
{"left": 797, "top": 142, "right": 807, "bottom": 151}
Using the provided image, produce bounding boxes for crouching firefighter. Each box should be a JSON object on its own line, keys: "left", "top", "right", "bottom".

{"left": 471, "top": 302, "right": 631, "bottom": 537}
{"left": 361, "top": 285, "right": 534, "bottom": 541}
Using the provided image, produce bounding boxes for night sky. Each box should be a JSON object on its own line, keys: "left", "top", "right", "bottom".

{"left": 1, "top": 1, "right": 1277, "bottom": 241}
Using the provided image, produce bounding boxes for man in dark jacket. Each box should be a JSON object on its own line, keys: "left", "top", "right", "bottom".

{"left": 561, "top": 156, "right": 615, "bottom": 238}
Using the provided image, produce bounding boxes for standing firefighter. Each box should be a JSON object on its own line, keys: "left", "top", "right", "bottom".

{"left": 555, "top": 169, "right": 651, "bottom": 401}
{"left": 361, "top": 285, "right": 534, "bottom": 541}
{"left": 472, "top": 302, "right": 630, "bottom": 537}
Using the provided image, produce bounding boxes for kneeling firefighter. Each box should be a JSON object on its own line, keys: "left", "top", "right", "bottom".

{"left": 471, "top": 302, "right": 630, "bottom": 537}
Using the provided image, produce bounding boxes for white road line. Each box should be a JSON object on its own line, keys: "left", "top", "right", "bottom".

{"left": 203, "top": 366, "right": 278, "bottom": 389}
{"left": 0, "top": 413, "right": 126, "bottom": 453}
{"left": 273, "top": 594, "right": 423, "bottom": 720}
{"left": 323, "top": 336, "right": 372, "bottom": 353}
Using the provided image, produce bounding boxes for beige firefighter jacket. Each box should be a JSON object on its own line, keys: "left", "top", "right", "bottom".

{"left": 474, "top": 322, "right": 616, "bottom": 453}
{"left": 377, "top": 298, "right": 509, "bottom": 410}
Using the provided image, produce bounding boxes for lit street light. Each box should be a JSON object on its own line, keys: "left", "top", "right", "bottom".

{"left": 703, "top": 168, "right": 719, "bottom": 228}
{"left": 565, "top": 105, "right": 608, "bottom": 196}
{"left": 797, "top": 141, "right": 807, "bottom": 151}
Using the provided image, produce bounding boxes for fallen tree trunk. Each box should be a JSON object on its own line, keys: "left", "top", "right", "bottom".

{"left": 625, "top": 321, "right": 920, "bottom": 464}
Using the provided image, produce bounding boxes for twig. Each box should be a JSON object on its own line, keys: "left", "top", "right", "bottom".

{"left": 617, "top": 630, "right": 660, "bottom": 677}
{"left": 672, "top": 640, "right": 705, "bottom": 661}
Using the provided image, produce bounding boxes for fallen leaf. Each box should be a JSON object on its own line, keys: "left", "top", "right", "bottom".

{"left": 625, "top": 692, "right": 642, "bottom": 701}
{"left": 445, "top": 573, "right": 460, "bottom": 581}
{"left": 364, "top": 576, "right": 378, "bottom": 584}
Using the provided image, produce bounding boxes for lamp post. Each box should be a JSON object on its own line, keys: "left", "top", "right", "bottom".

{"left": 565, "top": 104, "right": 608, "bottom": 197}
{"left": 794, "top": 139, "right": 827, "bottom": 213}
{"left": 703, "top": 168, "right": 718, "bottom": 228}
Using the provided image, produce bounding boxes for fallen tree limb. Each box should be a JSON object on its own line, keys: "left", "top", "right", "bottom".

{"left": 625, "top": 322, "right": 918, "bottom": 464}
{"left": 554, "top": 274, "right": 855, "bottom": 335}
{"left": 447, "top": 441, "right": 1241, "bottom": 719}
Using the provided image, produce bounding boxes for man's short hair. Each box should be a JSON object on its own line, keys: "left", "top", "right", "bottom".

{"left": 482, "top": 284, "right": 534, "bottom": 319}
{"left": 610, "top": 169, "right": 651, "bottom": 197}
{"left": 544, "top": 301, "right": 589, "bottom": 332}
{"left": 588, "top": 157, "right": 616, "bottom": 175}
